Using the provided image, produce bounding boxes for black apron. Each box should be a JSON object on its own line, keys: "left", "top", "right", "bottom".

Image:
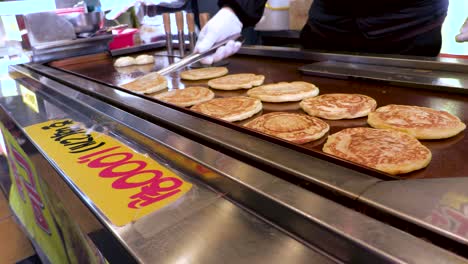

{"left": 300, "top": 0, "right": 449, "bottom": 56}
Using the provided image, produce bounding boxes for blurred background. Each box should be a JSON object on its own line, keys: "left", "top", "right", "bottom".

{"left": 1, "top": 0, "right": 467, "bottom": 74}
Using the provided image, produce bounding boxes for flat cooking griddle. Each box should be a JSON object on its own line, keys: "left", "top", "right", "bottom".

{"left": 48, "top": 52, "right": 468, "bottom": 180}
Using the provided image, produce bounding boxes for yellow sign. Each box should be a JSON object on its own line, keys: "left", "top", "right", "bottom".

{"left": 1, "top": 123, "right": 68, "bottom": 263}
{"left": 20, "top": 85, "right": 39, "bottom": 113}
{"left": 25, "top": 119, "right": 192, "bottom": 226}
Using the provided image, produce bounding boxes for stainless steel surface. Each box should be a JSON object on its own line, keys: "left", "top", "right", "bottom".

{"left": 24, "top": 12, "right": 76, "bottom": 46}
{"left": 4, "top": 67, "right": 331, "bottom": 263}
{"left": 299, "top": 61, "right": 468, "bottom": 94}
{"left": 238, "top": 45, "right": 468, "bottom": 74}
{"left": 361, "top": 178, "right": 468, "bottom": 246}
{"left": 122, "top": 198, "right": 337, "bottom": 264}
{"left": 7, "top": 64, "right": 468, "bottom": 263}
{"left": 32, "top": 34, "right": 111, "bottom": 50}
{"left": 62, "top": 12, "right": 104, "bottom": 34}
{"left": 110, "top": 40, "right": 165, "bottom": 57}
{"left": 86, "top": 24, "right": 128, "bottom": 38}
{"left": 157, "top": 34, "right": 243, "bottom": 75}
{"left": 30, "top": 34, "right": 112, "bottom": 63}
{"left": 29, "top": 63, "right": 378, "bottom": 199}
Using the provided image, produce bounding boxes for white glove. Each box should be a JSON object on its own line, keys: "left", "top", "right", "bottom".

{"left": 195, "top": 7, "right": 243, "bottom": 65}
{"left": 456, "top": 18, "right": 468, "bottom": 43}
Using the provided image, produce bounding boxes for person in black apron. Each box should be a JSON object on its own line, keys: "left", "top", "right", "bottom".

{"left": 195, "top": 0, "right": 466, "bottom": 64}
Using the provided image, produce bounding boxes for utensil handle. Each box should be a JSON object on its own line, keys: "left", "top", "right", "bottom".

{"left": 186, "top": 13, "right": 195, "bottom": 33}
{"left": 186, "top": 13, "right": 196, "bottom": 52}
{"left": 163, "top": 13, "right": 171, "bottom": 33}
{"left": 175, "top": 12, "right": 184, "bottom": 32}
{"left": 199, "top": 13, "right": 210, "bottom": 29}
{"left": 175, "top": 12, "right": 185, "bottom": 57}
{"left": 162, "top": 13, "right": 173, "bottom": 55}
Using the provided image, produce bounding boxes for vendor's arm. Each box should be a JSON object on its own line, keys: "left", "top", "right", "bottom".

{"left": 218, "top": 0, "right": 268, "bottom": 27}
{"left": 194, "top": 0, "right": 267, "bottom": 64}
{"left": 456, "top": 18, "right": 468, "bottom": 42}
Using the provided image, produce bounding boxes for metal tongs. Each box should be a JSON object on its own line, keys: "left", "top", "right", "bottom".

{"left": 157, "top": 34, "right": 244, "bottom": 76}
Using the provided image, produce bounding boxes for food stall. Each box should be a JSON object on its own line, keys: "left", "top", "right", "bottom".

{"left": 0, "top": 2, "right": 468, "bottom": 263}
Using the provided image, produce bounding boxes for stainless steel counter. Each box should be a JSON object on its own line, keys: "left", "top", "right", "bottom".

{"left": 1, "top": 67, "right": 335, "bottom": 263}
{"left": 1, "top": 47, "right": 468, "bottom": 263}
{"left": 27, "top": 48, "right": 468, "bottom": 252}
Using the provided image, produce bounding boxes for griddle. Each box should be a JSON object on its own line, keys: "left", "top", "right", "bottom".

{"left": 48, "top": 52, "right": 468, "bottom": 180}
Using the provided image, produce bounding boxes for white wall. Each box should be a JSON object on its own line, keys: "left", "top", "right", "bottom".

{"left": 441, "top": 0, "right": 468, "bottom": 55}
{"left": 0, "top": 0, "right": 56, "bottom": 16}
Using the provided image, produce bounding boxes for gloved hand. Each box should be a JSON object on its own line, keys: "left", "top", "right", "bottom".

{"left": 102, "top": 0, "right": 183, "bottom": 20}
{"left": 195, "top": 7, "right": 243, "bottom": 65}
{"left": 456, "top": 18, "right": 468, "bottom": 43}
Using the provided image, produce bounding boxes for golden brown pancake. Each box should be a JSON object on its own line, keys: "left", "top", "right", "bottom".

{"left": 153, "top": 86, "right": 214, "bottom": 107}
{"left": 115, "top": 65, "right": 139, "bottom": 74}
{"left": 180, "top": 67, "right": 228, "bottom": 80}
{"left": 323, "top": 127, "right": 432, "bottom": 175}
{"left": 208, "top": 73, "right": 265, "bottom": 90}
{"left": 368, "top": 104, "right": 466, "bottom": 139}
{"left": 136, "top": 64, "right": 154, "bottom": 73}
{"left": 247, "top": 81, "right": 319, "bottom": 102}
{"left": 114, "top": 56, "right": 136, "bottom": 67}
{"left": 135, "top": 54, "right": 155, "bottom": 65}
{"left": 191, "top": 96, "right": 262, "bottom": 122}
{"left": 300, "top": 93, "right": 377, "bottom": 120}
{"left": 121, "top": 72, "right": 168, "bottom": 94}
{"left": 244, "top": 112, "right": 329, "bottom": 144}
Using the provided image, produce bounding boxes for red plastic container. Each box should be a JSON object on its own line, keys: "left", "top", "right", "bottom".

{"left": 108, "top": 28, "right": 138, "bottom": 50}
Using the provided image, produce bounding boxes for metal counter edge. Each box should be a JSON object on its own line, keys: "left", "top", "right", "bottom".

{"left": 6, "top": 65, "right": 467, "bottom": 263}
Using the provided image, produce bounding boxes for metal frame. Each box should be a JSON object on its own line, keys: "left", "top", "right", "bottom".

{"left": 238, "top": 45, "right": 468, "bottom": 73}
{"left": 239, "top": 46, "right": 468, "bottom": 94}
{"left": 4, "top": 65, "right": 466, "bottom": 263}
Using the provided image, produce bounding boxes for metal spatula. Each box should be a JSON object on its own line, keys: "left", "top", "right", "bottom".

{"left": 157, "top": 34, "right": 244, "bottom": 76}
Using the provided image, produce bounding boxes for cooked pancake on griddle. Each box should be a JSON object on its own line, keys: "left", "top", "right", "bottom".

{"left": 153, "top": 86, "right": 214, "bottom": 107}
{"left": 368, "top": 104, "right": 466, "bottom": 139}
{"left": 247, "top": 81, "right": 319, "bottom": 102}
{"left": 115, "top": 65, "right": 139, "bottom": 74}
{"left": 244, "top": 112, "right": 329, "bottom": 144}
{"left": 180, "top": 67, "right": 228, "bottom": 80}
{"left": 135, "top": 54, "right": 155, "bottom": 65}
{"left": 114, "top": 56, "right": 136, "bottom": 67}
{"left": 191, "top": 96, "right": 262, "bottom": 122}
{"left": 208, "top": 73, "right": 265, "bottom": 90}
{"left": 300, "top": 93, "right": 377, "bottom": 120}
{"left": 121, "top": 72, "right": 168, "bottom": 94}
{"left": 323, "top": 127, "right": 432, "bottom": 175}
